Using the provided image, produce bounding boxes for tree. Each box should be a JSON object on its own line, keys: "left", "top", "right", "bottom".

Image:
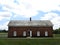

{"left": 53, "top": 28, "right": 60, "bottom": 34}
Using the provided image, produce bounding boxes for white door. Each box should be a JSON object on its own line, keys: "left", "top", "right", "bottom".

{"left": 23, "top": 31, "right": 26, "bottom": 36}
{"left": 45, "top": 31, "right": 48, "bottom": 36}
{"left": 37, "top": 31, "right": 40, "bottom": 36}
{"left": 13, "top": 31, "right": 17, "bottom": 36}
{"left": 30, "top": 31, "right": 32, "bottom": 37}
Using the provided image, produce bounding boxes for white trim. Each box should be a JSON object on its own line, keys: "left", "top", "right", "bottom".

{"left": 13, "top": 31, "right": 17, "bottom": 36}
{"left": 45, "top": 31, "right": 48, "bottom": 36}
{"left": 23, "top": 31, "right": 26, "bottom": 36}
{"left": 37, "top": 31, "right": 40, "bottom": 36}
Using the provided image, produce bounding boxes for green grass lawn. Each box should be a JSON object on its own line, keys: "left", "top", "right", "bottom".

{"left": 53, "top": 34, "right": 60, "bottom": 37}
{"left": 0, "top": 33, "right": 7, "bottom": 38}
{"left": 0, "top": 38, "right": 60, "bottom": 45}
{"left": 0, "top": 33, "right": 60, "bottom": 45}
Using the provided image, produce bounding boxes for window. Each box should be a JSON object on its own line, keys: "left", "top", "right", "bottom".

{"left": 45, "top": 31, "right": 48, "bottom": 36}
{"left": 23, "top": 31, "right": 26, "bottom": 36}
{"left": 30, "top": 31, "right": 32, "bottom": 37}
{"left": 37, "top": 31, "right": 40, "bottom": 36}
{"left": 13, "top": 31, "right": 17, "bottom": 36}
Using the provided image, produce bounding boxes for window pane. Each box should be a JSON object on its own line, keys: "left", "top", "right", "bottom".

{"left": 30, "top": 31, "right": 32, "bottom": 37}
{"left": 23, "top": 31, "right": 26, "bottom": 36}
{"left": 13, "top": 31, "right": 17, "bottom": 36}
{"left": 37, "top": 31, "right": 40, "bottom": 36}
{"left": 45, "top": 31, "right": 48, "bottom": 36}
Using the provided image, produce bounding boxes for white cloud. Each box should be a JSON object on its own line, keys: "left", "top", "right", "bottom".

{"left": 0, "top": 0, "right": 60, "bottom": 29}
{"left": 0, "top": 16, "right": 4, "bottom": 21}
{"left": 40, "top": 13, "right": 59, "bottom": 20}
{"left": 51, "top": 17, "right": 60, "bottom": 29}
{"left": 0, "top": 21, "right": 9, "bottom": 30}
{"left": 0, "top": 12, "right": 11, "bottom": 17}
{"left": 0, "top": 12, "right": 12, "bottom": 21}
{"left": 41, "top": 12, "right": 60, "bottom": 29}
{"left": 0, "top": 0, "right": 60, "bottom": 17}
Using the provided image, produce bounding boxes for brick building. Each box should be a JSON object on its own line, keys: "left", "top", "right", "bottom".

{"left": 8, "top": 18, "right": 53, "bottom": 38}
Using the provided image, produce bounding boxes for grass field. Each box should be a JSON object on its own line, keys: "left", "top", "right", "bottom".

{"left": 0, "top": 38, "right": 60, "bottom": 45}
{"left": 0, "top": 33, "right": 7, "bottom": 38}
{"left": 0, "top": 33, "right": 60, "bottom": 45}
{"left": 0, "top": 39, "right": 59, "bottom": 45}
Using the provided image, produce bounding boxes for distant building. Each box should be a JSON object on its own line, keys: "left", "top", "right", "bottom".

{"left": 8, "top": 18, "right": 53, "bottom": 38}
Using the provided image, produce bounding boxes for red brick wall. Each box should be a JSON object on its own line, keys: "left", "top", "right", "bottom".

{"left": 8, "top": 26, "right": 53, "bottom": 37}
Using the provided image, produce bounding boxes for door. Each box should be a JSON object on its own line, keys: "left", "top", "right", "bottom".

{"left": 27, "top": 30, "right": 32, "bottom": 37}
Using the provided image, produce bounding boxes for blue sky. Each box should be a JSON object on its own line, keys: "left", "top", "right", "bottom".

{"left": 0, "top": 0, "right": 60, "bottom": 30}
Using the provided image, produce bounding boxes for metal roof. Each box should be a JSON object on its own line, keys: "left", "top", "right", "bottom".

{"left": 8, "top": 20, "right": 53, "bottom": 27}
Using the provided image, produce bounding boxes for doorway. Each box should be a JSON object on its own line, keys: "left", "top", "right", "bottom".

{"left": 27, "top": 30, "right": 32, "bottom": 37}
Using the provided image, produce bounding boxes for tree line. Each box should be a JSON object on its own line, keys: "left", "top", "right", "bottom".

{"left": 0, "top": 29, "right": 8, "bottom": 33}
{"left": 53, "top": 28, "right": 60, "bottom": 34}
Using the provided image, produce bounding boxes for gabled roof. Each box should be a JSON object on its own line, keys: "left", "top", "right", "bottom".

{"left": 8, "top": 20, "right": 53, "bottom": 27}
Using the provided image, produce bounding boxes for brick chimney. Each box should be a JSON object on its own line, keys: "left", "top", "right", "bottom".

{"left": 30, "top": 17, "right": 31, "bottom": 21}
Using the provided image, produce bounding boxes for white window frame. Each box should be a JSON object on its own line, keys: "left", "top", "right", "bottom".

{"left": 37, "top": 31, "right": 40, "bottom": 36}
{"left": 23, "top": 31, "right": 26, "bottom": 36}
{"left": 45, "top": 31, "right": 48, "bottom": 36}
{"left": 13, "top": 31, "right": 17, "bottom": 36}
